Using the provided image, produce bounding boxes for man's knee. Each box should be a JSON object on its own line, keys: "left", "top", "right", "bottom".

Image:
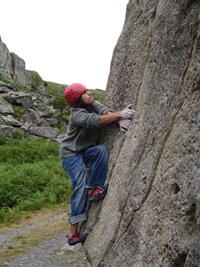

{"left": 97, "top": 144, "right": 108, "bottom": 151}
{"left": 97, "top": 145, "right": 109, "bottom": 159}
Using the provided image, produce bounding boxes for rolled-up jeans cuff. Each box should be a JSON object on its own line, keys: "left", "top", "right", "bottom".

{"left": 85, "top": 185, "right": 94, "bottom": 189}
{"left": 68, "top": 213, "right": 87, "bottom": 225}
{"left": 85, "top": 185, "right": 102, "bottom": 189}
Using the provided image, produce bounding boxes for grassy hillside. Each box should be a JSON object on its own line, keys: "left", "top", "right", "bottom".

{"left": 46, "top": 81, "right": 106, "bottom": 102}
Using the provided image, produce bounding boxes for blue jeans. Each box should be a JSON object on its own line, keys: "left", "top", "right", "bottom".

{"left": 62, "top": 145, "right": 109, "bottom": 225}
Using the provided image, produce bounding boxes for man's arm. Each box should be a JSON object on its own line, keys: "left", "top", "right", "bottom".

{"left": 99, "top": 104, "right": 135, "bottom": 125}
{"left": 99, "top": 111, "right": 121, "bottom": 125}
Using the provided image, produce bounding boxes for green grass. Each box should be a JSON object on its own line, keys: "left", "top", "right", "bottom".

{"left": 90, "top": 88, "right": 106, "bottom": 103}
{"left": 46, "top": 81, "right": 67, "bottom": 97}
{"left": 0, "top": 136, "right": 71, "bottom": 224}
{"left": 12, "top": 105, "right": 27, "bottom": 121}
{"left": 46, "top": 80, "right": 106, "bottom": 102}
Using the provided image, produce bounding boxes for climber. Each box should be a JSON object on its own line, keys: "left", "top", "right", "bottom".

{"left": 60, "top": 83, "right": 135, "bottom": 246}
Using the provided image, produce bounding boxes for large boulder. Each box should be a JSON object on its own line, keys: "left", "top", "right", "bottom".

{"left": 0, "top": 125, "right": 21, "bottom": 138}
{"left": 28, "top": 126, "right": 59, "bottom": 139}
{"left": 1, "top": 115, "right": 22, "bottom": 127}
{"left": 84, "top": 0, "right": 200, "bottom": 266}
{"left": 0, "top": 96, "right": 14, "bottom": 114}
{"left": 5, "top": 91, "right": 35, "bottom": 108}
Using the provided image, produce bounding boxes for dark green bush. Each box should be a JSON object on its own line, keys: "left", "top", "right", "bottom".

{"left": 32, "top": 71, "right": 43, "bottom": 89}
{"left": 0, "top": 138, "right": 59, "bottom": 164}
{"left": 0, "top": 137, "right": 71, "bottom": 223}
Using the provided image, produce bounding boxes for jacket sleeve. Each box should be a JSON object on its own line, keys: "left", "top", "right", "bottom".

{"left": 72, "top": 108, "right": 102, "bottom": 128}
{"left": 92, "top": 101, "right": 111, "bottom": 115}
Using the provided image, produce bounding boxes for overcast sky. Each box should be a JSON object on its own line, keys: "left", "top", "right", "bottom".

{"left": 0, "top": 0, "right": 128, "bottom": 89}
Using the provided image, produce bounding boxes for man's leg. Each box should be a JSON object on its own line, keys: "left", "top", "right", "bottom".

{"left": 83, "top": 145, "right": 109, "bottom": 201}
{"left": 62, "top": 155, "right": 88, "bottom": 245}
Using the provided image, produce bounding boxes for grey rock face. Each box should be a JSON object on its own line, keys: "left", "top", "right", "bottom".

{"left": 0, "top": 37, "right": 47, "bottom": 94}
{"left": 84, "top": 0, "right": 200, "bottom": 266}
{"left": 11, "top": 53, "right": 26, "bottom": 84}
{"left": 0, "top": 37, "right": 13, "bottom": 79}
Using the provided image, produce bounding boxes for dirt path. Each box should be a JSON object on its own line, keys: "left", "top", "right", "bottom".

{"left": 0, "top": 208, "right": 90, "bottom": 267}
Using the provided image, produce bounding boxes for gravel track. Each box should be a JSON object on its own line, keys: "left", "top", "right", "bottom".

{"left": 0, "top": 212, "right": 90, "bottom": 267}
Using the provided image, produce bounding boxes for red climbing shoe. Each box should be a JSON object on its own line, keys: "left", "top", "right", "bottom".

{"left": 67, "top": 231, "right": 88, "bottom": 246}
{"left": 88, "top": 184, "right": 109, "bottom": 202}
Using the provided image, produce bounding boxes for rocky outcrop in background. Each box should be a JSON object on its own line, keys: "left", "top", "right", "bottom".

{"left": 0, "top": 36, "right": 46, "bottom": 93}
{"left": 0, "top": 80, "right": 60, "bottom": 140}
{"left": 84, "top": 0, "right": 200, "bottom": 266}
{"left": 0, "top": 36, "right": 64, "bottom": 140}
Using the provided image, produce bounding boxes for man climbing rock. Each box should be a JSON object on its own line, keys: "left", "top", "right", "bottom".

{"left": 60, "top": 83, "right": 135, "bottom": 246}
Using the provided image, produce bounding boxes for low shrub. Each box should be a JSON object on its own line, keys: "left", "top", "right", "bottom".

{"left": 0, "top": 137, "right": 71, "bottom": 223}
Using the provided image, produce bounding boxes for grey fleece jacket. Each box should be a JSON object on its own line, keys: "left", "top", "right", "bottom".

{"left": 60, "top": 101, "right": 110, "bottom": 159}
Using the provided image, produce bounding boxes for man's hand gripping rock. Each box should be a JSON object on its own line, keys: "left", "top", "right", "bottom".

{"left": 118, "top": 104, "right": 135, "bottom": 132}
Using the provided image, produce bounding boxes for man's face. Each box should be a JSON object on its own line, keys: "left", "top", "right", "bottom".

{"left": 81, "top": 89, "right": 94, "bottom": 105}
